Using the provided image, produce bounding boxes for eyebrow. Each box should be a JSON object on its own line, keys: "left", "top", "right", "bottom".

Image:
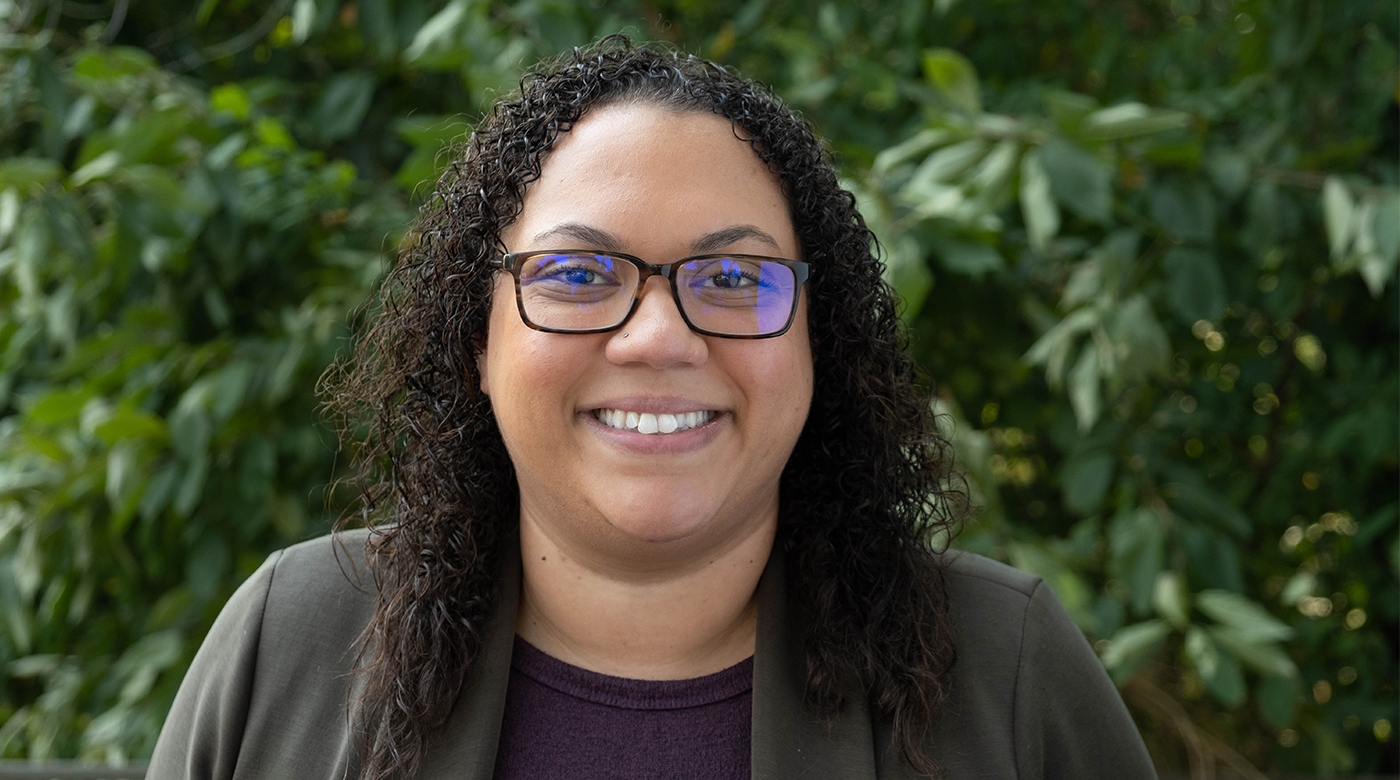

{"left": 529, "top": 222, "right": 782, "bottom": 256}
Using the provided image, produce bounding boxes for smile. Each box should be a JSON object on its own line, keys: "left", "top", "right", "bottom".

{"left": 594, "top": 408, "right": 717, "bottom": 435}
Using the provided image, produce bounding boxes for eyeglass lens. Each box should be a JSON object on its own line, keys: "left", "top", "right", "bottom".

{"left": 516, "top": 253, "right": 798, "bottom": 336}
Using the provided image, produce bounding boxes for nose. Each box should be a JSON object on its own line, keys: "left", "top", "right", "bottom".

{"left": 605, "top": 276, "right": 708, "bottom": 368}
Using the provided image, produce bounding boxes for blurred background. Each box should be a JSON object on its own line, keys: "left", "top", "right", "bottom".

{"left": 0, "top": 0, "right": 1395, "bottom": 777}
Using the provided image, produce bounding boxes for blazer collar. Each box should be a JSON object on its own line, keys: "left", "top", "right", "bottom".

{"left": 420, "top": 543, "right": 879, "bottom": 780}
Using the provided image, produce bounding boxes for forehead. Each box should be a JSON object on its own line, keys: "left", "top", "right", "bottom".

{"left": 501, "top": 103, "right": 798, "bottom": 260}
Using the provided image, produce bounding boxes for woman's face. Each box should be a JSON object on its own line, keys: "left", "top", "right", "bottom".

{"left": 480, "top": 103, "right": 813, "bottom": 563}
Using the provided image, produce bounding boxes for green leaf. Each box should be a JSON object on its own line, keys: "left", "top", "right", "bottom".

{"left": 139, "top": 462, "right": 180, "bottom": 523}
{"left": 71, "top": 47, "right": 159, "bottom": 82}
{"left": 1024, "top": 308, "right": 1097, "bottom": 381}
{"left": 168, "top": 394, "right": 212, "bottom": 460}
{"left": 1179, "top": 523, "right": 1245, "bottom": 593}
{"left": 964, "top": 140, "right": 1018, "bottom": 196}
{"left": 1150, "top": 180, "right": 1215, "bottom": 243}
{"left": 113, "top": 629, "right": 183, "bottom": 705}
{"left": 1152, "top": 571, "right": 1191, "bottom": 629}
{"left": 1108, "top": 508, "right": 1165, "bottom": 614}
{"left": 291, "top": 0, "right": 317, "bottom": 44}
{"left": 933, "top": 238, "right": 1004, "bottom": 279}
{"left": 210, "top": 84, "right": 251, "bottom": 122}
{"left": 195, "top": 0, "right": 221, "bottom": 26}
{"left": 882, "top": 234, "right": 933, "bottom": 320}
{"left": 27, "top": 388, "right": 93, "bottom": 425}
{"left": 0, "top": 157, "right": 64, "bottom": 191}
{"left": 1100, "top": 619, "right": 1171, "bottom": 680}
{"left": 1207, "top": 150, "right": 1251, "bottom": 201}
{"left": 173, "top": 452, "right": 209, "bottom": 518}
{"left": 404, "top": 0, "right": 471, "bottom": 64}
{"left": 1162, "top": 247, "right": 1226, "bottom": 324}
{"left": 254, "top": 117, "right": 296, "bottom": 150}
{"left": 311, "top": 72, "right": 375, "bottom": 143}
{"left": 921, "top": 48, "right": 981, "bottom": 114}
{"left": 872, "top": 128, "right": 956, "bottom": 178}
{"left": 1208, "top": 624, "right": 1297, "bottom": 678}
{"left": 1079, "top": 102, "right": 1190, "bottom": 140}
{"left": 1184, "top": 626, "right": 1246, "bottom": 707}
{"left": 1043, "top": 90, "right": 1098, "bottom": 132}
{"left": 1061, "top": 260, "right": 1100, "bottom": 309}
{"left": 1067, "top": 342, "right": 1101, "bottom": 431}
{"left": 1166, "top": 477, "right": 1252, "bottom": 538}
{"left": 1196, "top": 590, "right": 1294, "bottom": 642}
{"left": 1107, "top": 295, "right": 1170, "bottom": 384}
{"left": 105, "top": 442, "right": 139, "bottom": 515}
{"left": 70, "top": 150, "right": 122, "bottom": 187}
{"left": 906, "top": 138, "right": 989, "bottom": 190}
{"left": 1278, "top": 572, "right": 1317, "bottom": 606}
{"left": 206, "top": 360, "right": 255, "bottom": 422}
{"left": 1018, "top": 149, "right": 1060, "bottom": 252}
{"left": 1372, "top": 189, "right": 1399, "bottom": 264}
{"left": 1061, "top": 452, "right": 1114, "bottom": 515}
{"left": 1322, "top": 176, "right": 1355, "bottom": 259}
{"left": 1039, "top": 138, "right": 1112, "bottom": 224}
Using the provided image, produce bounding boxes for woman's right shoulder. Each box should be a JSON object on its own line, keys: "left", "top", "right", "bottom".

{"left": 250, "top": 528, "right": 378, "bottom": 639}
{"left": 147, "top": 529, "right": 379, "bottom": 780}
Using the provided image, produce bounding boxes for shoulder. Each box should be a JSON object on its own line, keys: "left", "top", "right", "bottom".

{"left": 931, "top": 547, "right": 1100, "bottom": 689}
{"left": 934, "top": 549, "right": 1057, "bottom": 650}
{"left": 936, "top": 548, "right": 1043, "bottom": 601}
{"left": 922, "top": 549, "right": 1159, "bottom": 779}
{"left": 150, "top": 530, "right": 379, "bottom": 779}
{"left": 244, "top": 529, "right": 377, "bottom": 670}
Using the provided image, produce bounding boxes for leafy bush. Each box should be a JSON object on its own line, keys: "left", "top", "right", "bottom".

{"left": 0, "top": 0, "right": 1394, "bottom": 774}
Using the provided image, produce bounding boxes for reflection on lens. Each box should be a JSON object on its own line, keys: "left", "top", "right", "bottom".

{"left": 520, "top": 253, "right": 637, "bottom": 330}
{"left": 680, "top": 258, "right": 796, "bottom": 336}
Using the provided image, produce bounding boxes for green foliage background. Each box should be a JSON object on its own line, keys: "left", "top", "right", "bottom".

{"left": 0, "top": 0, "right": 1395, "bottom": 775}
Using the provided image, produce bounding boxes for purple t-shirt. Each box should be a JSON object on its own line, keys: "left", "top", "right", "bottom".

{"left": 492, "top": 637, "right": 753, "bottom": 779}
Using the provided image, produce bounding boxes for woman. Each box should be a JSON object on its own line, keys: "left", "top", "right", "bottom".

{"left": 150, "top": 39, "right": 1156, "bottom": 779}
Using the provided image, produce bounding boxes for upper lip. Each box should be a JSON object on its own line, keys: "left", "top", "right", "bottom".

{"left": 583, "top": 397, "right": 723, "bottom": 414}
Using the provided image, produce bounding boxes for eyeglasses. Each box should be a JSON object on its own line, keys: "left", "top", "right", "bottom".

{"left": 497, "top": 250, "right": 811, "bottom": 339}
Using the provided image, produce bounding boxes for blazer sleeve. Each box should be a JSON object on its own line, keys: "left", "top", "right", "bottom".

{"left": 1012, "top": 581, "right": 1158, "bottom": 780}
{"left": 146, "top": 549, "right": 283, "bottom": 780}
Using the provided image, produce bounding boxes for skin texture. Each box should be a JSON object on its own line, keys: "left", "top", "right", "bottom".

{"left": 478, "top": 104, "right": 814, "bottom": 680}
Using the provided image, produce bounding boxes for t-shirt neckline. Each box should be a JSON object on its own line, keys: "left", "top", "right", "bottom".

{"left": 510, "top": 636, "right": 754, "bottom": 711}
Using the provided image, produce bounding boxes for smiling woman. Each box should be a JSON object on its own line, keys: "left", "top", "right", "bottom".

{"left": 146, "top": 38, "right": 1157, "bottom": 780}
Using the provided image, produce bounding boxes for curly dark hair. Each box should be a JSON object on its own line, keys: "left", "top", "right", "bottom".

{"left": 322, "top": 36, "right": 965, "bottom": 780}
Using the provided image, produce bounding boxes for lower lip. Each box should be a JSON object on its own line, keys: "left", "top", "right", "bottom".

{"left": 581, "top": 411, "right": 726, "bottom": 454}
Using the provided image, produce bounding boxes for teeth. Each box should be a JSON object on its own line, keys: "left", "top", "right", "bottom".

{"left": 595, "top": 408, "right": 715, "bottom": 435}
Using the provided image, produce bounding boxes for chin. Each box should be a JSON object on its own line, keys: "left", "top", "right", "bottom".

{"left": 605, "top": 510, "right": 715, "bottom": 545}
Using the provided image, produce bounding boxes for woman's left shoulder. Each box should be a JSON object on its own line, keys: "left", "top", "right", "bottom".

{"left": 919, "top": 549, "right": 1160, "bottom": 779}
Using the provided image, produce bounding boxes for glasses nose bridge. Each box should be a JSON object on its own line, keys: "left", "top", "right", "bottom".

{"left": 630, "top": 257, "right": 679, "bottom": 285}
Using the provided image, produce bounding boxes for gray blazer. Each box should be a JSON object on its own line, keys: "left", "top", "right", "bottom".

{"left": 148, "top": 530, "right": 1158, "bottom": 779}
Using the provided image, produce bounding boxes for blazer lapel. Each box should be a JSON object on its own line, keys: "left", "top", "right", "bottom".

{"left": 751, "top": 550, "right": 880, "bottom": 780}
{"left": 419, "top": 545, "right": 521, "bottom": 780}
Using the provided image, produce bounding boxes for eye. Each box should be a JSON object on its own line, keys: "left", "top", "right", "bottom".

{"left": 523, "top": 254, "right": 624, "bottom": 288}
{"left": 686, "top": 258, "right": 767, "bottom": 291}
{"left": 705, "top": 269, "right": 757, "bottom": 288}
{"left": 548, "top": 267, "right": 603, "bottom": 285}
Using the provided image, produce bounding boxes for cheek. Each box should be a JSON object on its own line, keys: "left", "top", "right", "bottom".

{"left": 747, "top": 337, "right": 814, "bottom": 435}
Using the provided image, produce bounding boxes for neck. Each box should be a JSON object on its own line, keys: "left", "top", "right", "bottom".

{"left": 514, "top": 511, "right": 775, "bottom": 680}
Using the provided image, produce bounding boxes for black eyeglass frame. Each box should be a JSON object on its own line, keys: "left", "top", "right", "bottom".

{"left": 496, "top": 250, "right": 812, "bottom": 339}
